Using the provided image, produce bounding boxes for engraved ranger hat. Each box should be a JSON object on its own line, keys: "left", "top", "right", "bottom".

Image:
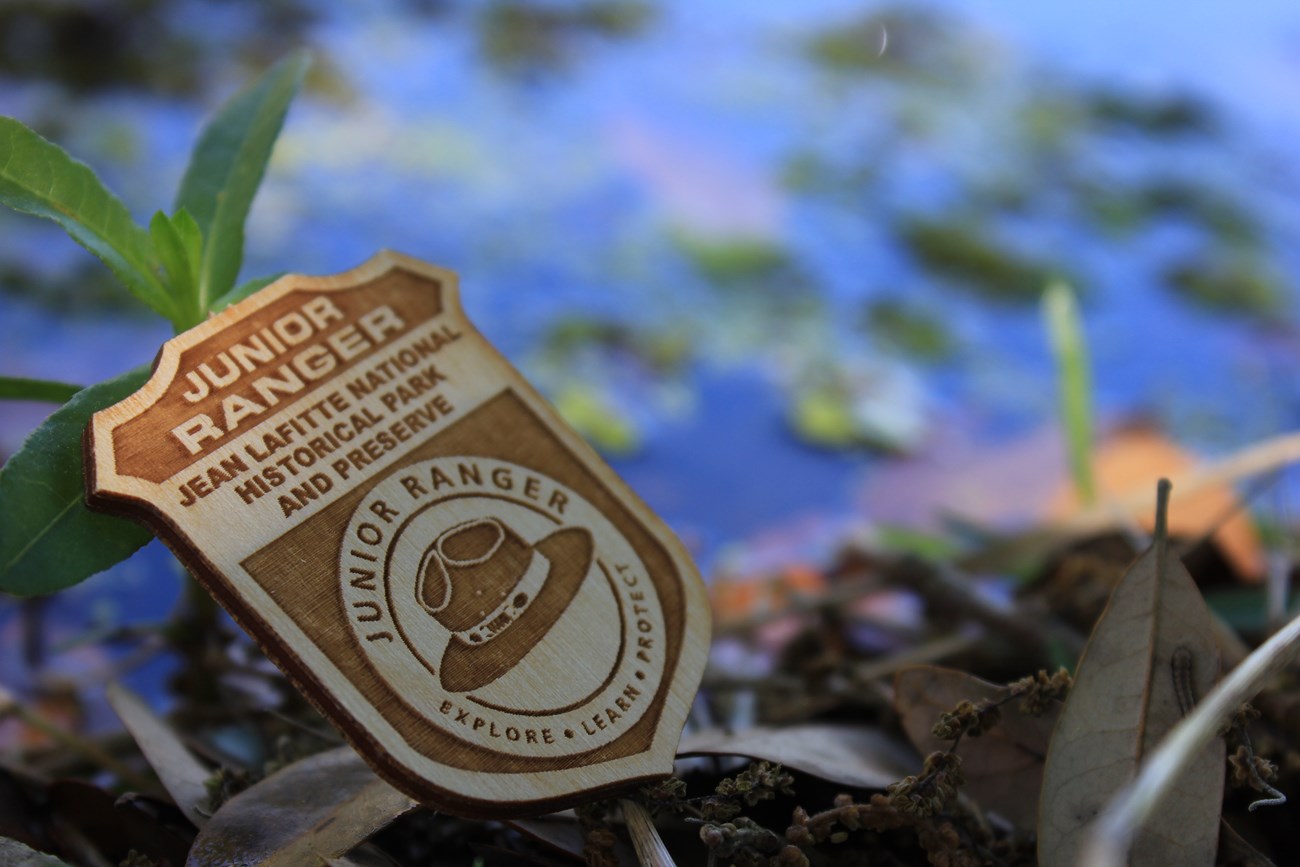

{"left": 416, "top": 517, "right": 594, "bottom": 692}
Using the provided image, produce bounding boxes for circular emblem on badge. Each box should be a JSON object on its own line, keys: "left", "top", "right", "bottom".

{"left": 339, "top": 456, "right": 666, "bottom": 757}
{"left": 90, "top": 255, "right": 710, "bottom": 815}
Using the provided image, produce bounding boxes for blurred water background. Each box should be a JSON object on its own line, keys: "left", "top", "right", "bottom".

{"left": 3, "top": 1, "right": 1300, "bottom": 693}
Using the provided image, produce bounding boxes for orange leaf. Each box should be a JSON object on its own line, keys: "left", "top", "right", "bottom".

{"left": 1047, "top": 424, "right": 1262, "bottom": 579}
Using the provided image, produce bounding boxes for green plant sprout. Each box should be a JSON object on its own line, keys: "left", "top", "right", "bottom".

{"left": 1042, "top": 280, "right": 1096, "bottom": 506}
{"left": 0, "top": 53, "right": 309, "bottom": 598}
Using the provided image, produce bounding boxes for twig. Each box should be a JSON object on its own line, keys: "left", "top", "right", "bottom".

{"left": 699, "top": 672, "right": 807, "bottom": 693}
{"left": 1174, "top": 470, "right": 1279, "bottom": 565}
{"left": 0, "top": 685, "right": 152, "bottom": 790}
{"left": 1236, "top": 725, "right": 1287, "bottom": 812}
{"left": 849, "top": 630, "right": 981, "bottom": 684}
{"left": 1248, "top": 785, "right": 1287, "bottom": 812}
{"left": 903, "top": 561, "right": 1085, "bottom": 660}
{"left": 1268, "top": 480, "right": 1295, "bottom": 635}
{"left": 1077, "top": 606, "right": 1300, "bottom": 866}
{"left": 714, "top": 575, "right": 881, "bottom": 637}
{"left": 1267, "top": 550, "right": 1290, "bottom": 637}
{"left": 620, "top": 799, "right": 677, "bottom": 867}
{"left": 253, "top": 706, "right": 341, "bottom": 742}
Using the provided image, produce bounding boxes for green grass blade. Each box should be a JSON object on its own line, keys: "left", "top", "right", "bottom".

{"left": 1043, "top": 281, "right": 1096, "bottom": 505}
{"left": 176, "top": 52, "right": 309, "bottom": 311}
{"left": 0, "top": 366, "right": 154, "bottom": 597}
{"left": 0, "top": 117, "right": 176, "bottom": 325}
{"left": 0, "top": 375, "right": 82, "bottom": 403}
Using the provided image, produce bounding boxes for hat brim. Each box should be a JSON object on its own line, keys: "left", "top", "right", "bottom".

{"left": 439, "top": 526, "right": 594, "bottom": 693}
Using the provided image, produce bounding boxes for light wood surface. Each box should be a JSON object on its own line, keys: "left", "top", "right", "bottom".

{"left": 85, "top": 251, "right": 711, "bottom": 817}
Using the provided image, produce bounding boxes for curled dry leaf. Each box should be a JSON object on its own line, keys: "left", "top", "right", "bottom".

{"left": 678, "top": 724, "right": 914, "bottom": 790}
{"left": 186, "top": 747, "right": 417, "bottom": 867}
{"left": 105, "top": 683, "right": 212, "bottom": 828}
{"left": 1038, "top": 500, "right": 1225, "bottom": 867}
{"left": 893, "top": 665, "right": 1058, "bottom": 830}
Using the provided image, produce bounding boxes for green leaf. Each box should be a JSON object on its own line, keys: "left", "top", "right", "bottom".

{"left": 0, "top": 376, "right": 82, "bottom": 404}
{"left": 0, "top": 117, "right": 176, "bottom": 325}
{"left": 172, "top": 207, "right": 203, "bottom": 287}
{"left": 150, "top": 210, "right": 198, "bottom": 323}
{"left": 177, "top": 52, "right": 309, "bottom": 312}
{"left": 552, "top": 385, "right": 641, "bottom": 455}
{"left": 0, "top": 366, "right": 154, "bottom": 597}
{"left": 1042, "top": 281, "right": 1095, "bottom": 504}
{"left": 791, "top": 387, "right": 859, "bottom": 448}
{"left": 875, "top": 525, "right": 962, "bottom": 561}
{"left": 212, "top": 272, "right": 285, "bottom": 313}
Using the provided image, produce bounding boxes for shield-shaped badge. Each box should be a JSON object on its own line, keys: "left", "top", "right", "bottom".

{"left": 86, "top": 251, "right": 711, "bottom": 817}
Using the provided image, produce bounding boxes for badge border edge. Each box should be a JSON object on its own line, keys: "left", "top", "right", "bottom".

{"left": 83, "top": 250, "right": 712, "bottom": 817}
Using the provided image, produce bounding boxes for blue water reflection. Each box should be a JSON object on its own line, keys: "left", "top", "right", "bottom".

{"left": 2, "top": 1, "right": 1299, "bottom": 661}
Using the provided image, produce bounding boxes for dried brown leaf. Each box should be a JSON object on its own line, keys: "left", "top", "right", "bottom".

{"left": 508, "top": 816, "right": 639, "bottom": 867}
{"left": 678, "top": 724, "right": 913, "bottom": 790}
{"left": 893, "top": 665, "right": 1057, "bottom": 829}
{"left": 1046, "top": 425, "right": 1263, "bottom": 579}
{"left": 1216, "top": 819, "right": 1276, "bottom": 867}
{"left": 47, "top": 779, "right": 192, "bottom": 866}
{"left": 105, "top": 683, "right": 212, "bottom": 828}
{"left": 0, "top": 763, "right": 50, "bottom": 852}
{"left": 325, "top": 843, "right": 405, "bottom": 867}
{"left": 185, "top": 747, "right": 416, "bottom": 867}
{"left": 1038, "top": 518, "right": 1225, "bottom": 866}
{"left": 0, "top": 837, "right": 74, "bottom": 867}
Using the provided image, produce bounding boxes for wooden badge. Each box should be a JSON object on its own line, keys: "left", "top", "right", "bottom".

{"left": 85, "top": 252, "right": 711, "bottom": 816}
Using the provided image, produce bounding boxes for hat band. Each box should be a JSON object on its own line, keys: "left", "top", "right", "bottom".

{"left": 453, "top": 548, "right": 551, "bottom": 647}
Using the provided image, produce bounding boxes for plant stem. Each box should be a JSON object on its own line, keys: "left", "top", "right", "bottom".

{"left": 903, "top": 561, "right": 1085, "bottom": 661}
{"left": 166, "top": 570, "right": 227, "bottom": 708}
{"left": 184, "top": 571, "right": 219, "bottom": 627}
{"left": 620, "top": 799, "right": 677, "bottom": 867}
{"left": 0, "top": 685, "right": 152, "bottom": 789}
